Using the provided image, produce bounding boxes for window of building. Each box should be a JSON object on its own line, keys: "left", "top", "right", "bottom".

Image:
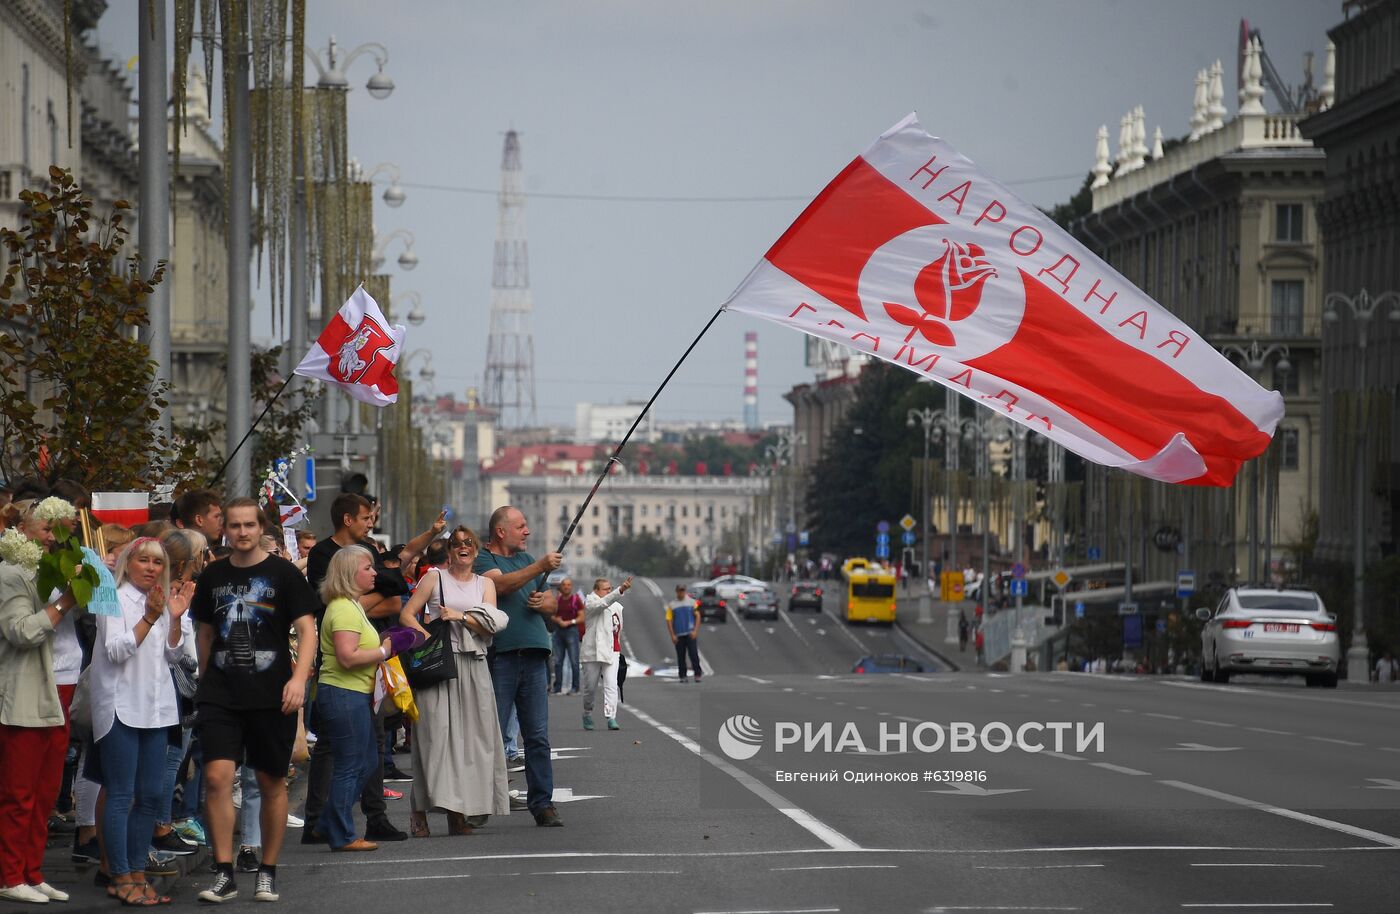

{"left": 682, "top": 505, "right": 688, "bottom": 518}
{"left": 640, "top": 505, "right": 648, "bottom": 518}
{"left": 592, "top": 524, "right": 599, "bottom": 536}
{"left": 1270, "top": 280, "right": 1304, "bottom": 335}
{"left": 592, "top": 505, "right": 599, "bottom": 517}
{"left": 1280, "top": 428, "right": 1299, "bottom": 471}
{"left": 682, "top": 525, "right": 689, "bottom": 536}
{"left": 1272, "top": 361, "right": 1298, "bottom": 396}
{"left": 1275, "top": 204, "right": 1303, "bottom": 243}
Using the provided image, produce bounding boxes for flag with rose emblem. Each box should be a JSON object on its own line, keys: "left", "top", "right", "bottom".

{"left": 722, "top": 113, "right": 1283, "bottom": 486}
{"left": 294, "top": 285, "right": 406, "bottom": 406}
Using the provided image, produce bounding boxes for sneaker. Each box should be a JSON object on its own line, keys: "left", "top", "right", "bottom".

{"left": 678, "top": 677, "right": 688, "bottom": 683}
{"left": 382, "top": 765, "right": 412, "bottom": 783}
{"left": 254, "top": 870, "right": 278, "bottom": 902}
{"left": 47, "top": 813, "right": 76, "bottom": 834}
{"left": 508, "top": 752, "right": 525, "bottom": 764}
{"left": 364, "top": 817, "right": 408, "bottom": 842}
{"left": 71, "top": 835, "right": 101, "bottom": 865}
{"left": 285, "top": 813, "right": 304, "bottom": 829}
{"left": 607, "top": 718, "right": 620, "bottom": 731}
{"left": 174, "top": 819, "right": 208, "bottom": 846}
{"left": 382, "top": 786, "right": 403, "bottom": 800}
{"left": 153, "top": 829, "right": 198, "bottom": 855}
{"left": 198, "top": 871, "right": 238, "bottom": 904}
{"left": 509, "top": 794, "right": 529, "bottom": 811}
{"left": 0, "top": 884, "right": 49, "bottom": 904}
{"left": 582, "top": 715, "right": 595, "bottom": 731}
{"left": 145, "top": 850, "right": 180, "bottom": 877}
{"left": 31, "top": 882, "right": 69, "bottom": 902}
{"left": 532, "top": 805, "right": 563, "bottom": 827}
{"left": 236, "top": 846, "right": 259, "bottom": 873}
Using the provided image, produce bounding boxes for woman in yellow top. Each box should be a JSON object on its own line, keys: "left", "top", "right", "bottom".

{"left": 315, "top": 546, "right": 392, "bottom": 853}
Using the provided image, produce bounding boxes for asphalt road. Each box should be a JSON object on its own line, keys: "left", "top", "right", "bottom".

{"left": 20, "top": 579, "right": 1400, "bottom": 913}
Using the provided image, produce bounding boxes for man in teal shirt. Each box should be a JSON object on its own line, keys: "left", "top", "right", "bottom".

{"left": 475, "top": 506, "right": 563, "bottom": 826}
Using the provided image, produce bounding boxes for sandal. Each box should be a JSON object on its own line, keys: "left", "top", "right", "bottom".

{"left": 139, "top": 882, "right": 172, "bottom": 906}
{"left": 409, "top": 812, "right": 429, "bottom": 838}
{"left": 113, "top": 880, "right": 156, "bottom": 906}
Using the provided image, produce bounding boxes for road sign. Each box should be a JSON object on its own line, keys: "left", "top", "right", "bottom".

{"left": 899, "top": 514, "right": 916, "bottom": 532}
{"left": 877, "top": 520, "right": 891, "bottom": 533}
{"left": 1074, "top": 601, "right": 1086, "bottom": 618}
{"left": 876, "top": 532, "right": 890, "bottom": 547}
{"left": 1011, "top": 562, "right": 1027, "bottom": 580}
{"left": 875, "top": 543, "right": 890, "bottom": 559}
{"left": 786, "top": 521, "right": 797, "bottom": 534}
{"left": 771, "top": 532, "right": 782, "bottom": 545}
{"left": 1118, "top": 602, "right": 1139, "bottom": 616}
{"left": 1156, "top": 618, "right": 1167, "bottom": 633}
{"left": 1051, "top": 569, "right": 1072, "bottom": 589}
{"left": 303, "top": 456, "right": 317, "bottom": 502}
{"left": 1087, "top": 546, "right": 1102, "bottom": 561}
{"left": 799, "top": 530, "right": 810, "bottom": 546}
{"left": 1176, "top": 570, "right": 1196, "bottom": 599}
{"left": 1123, "top": 614, "right": 1143, "bottom": 649}
{"left": 901, "top": 531, "right": 916, "bottom": 546}
{"left": 1009, "top": 579, "right": 1028, "bottom": 597}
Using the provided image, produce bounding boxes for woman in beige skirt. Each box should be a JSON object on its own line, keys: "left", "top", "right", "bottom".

{"left": 398, "top": 526, "right": 509, "bottom": 836}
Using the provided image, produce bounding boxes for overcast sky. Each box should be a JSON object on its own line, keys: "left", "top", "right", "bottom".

{"left": 94, "top": 1, "right": 1339, "bottom": 430}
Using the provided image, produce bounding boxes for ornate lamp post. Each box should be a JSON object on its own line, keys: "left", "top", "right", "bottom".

{"left": 371, "top": 229, "right": 419, "bottom": 272}
{"left": 1220, "top": 340, "right": 1292, "bottom": 584}
{"left": 363, "top": 162, "right": 407, "bottom": 208}
{"left": 1324, "top": 290, "right": 1400, "bottom": 683}
{"left": 391, "top": 289, "right": 426, "bottom": 327}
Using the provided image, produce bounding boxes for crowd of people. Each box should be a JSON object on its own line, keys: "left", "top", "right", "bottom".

{"left": 0, "top": 475, "right": 636, "bottom": 906}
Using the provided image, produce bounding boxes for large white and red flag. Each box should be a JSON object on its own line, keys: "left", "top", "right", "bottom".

{"left": 294, "top": 285, "right": 406, "bottom": 406}
{"left": 723, "top": 114, "right": 1282, "bottom": 486}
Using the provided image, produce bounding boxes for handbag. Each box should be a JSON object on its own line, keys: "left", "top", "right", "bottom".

{"left": 403, "top": 573, "right": 458, "bottom": 691}
{"left": 69, "top": 666, "right": 93, "bottom": 739}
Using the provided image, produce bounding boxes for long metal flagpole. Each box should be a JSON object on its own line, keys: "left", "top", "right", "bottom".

{"left": 547, "top": 307, "right": 727, "bottom": 569}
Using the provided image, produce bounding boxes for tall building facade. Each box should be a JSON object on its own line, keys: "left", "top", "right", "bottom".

{"left": 1072, "top": 34, "right": 1329, "bottom": 589}
{"left": 1300, "top": 0, "right": 1400, "bottom": 567}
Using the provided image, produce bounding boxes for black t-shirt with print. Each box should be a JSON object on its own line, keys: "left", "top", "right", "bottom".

{"left": 191, "top": 553, "right": 316, "bottom": 710}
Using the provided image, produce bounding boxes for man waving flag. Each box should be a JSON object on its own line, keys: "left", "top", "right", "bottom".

{"left": 722, "top": 114, "right": 1282, "bottom": 486}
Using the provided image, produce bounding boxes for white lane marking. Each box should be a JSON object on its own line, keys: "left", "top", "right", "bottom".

{"left": 1160, "top": 780, "right": 1400, "bottom": 847}
{"left": 1145, "top": 712, "right": 1182, "bottom": 720}
{"left": 1245, "top": 728, "right": 1295, "bottom": 736}
{"left": 1191, "top": 720, "right": 1233, "bottom": 728}
{"left": 626, "top": 703, "right": 863, "bottom": 851}
{"left": 532, "top": 869, "right": 681, "bottom": 875}
{"left": 1166, "top": 744, "right": 1242, "bottom": 752}
{"left": 1381, "top": 747, "right": 1400, "bottom": 754}
{"left": 1178, "top": 905, "right": 1332, "bottom": 909}
{"left": 727, "top": 610, "right": 764, "bottom": 652}
{"left": 779, "top": 606, "right": 814, "bottom": 648}
{"left": 973, "top": 864, "right": 1105, "bottom": 870}
{"left": 1160, "top": 679, "right": 1395, "bottom": 710}
{"left": 344, "top": 874, "right": 473, "bottom": 883}
{"left": 1091, "top": 763, "right": 1150, "bottom": 776}
{"left": 740, "top": 675, "right": 774, "bottom": 686}
{"left": 1189, "top": 863, "right": 1325, "bottom": 868}
{"left": 641, "top": 577, "right": 665, "bottom": 599}
{"left": 922, "top": 908, "right": 1082, "bottom": 912}
{"left": 1306, "top": 736, "right": 1364, "bottom": 747}
{"left": 771, "top": 865, "right": 898, "bottom": 871}
{"left": 822, "top": 600, "right": 871, "bottom": 654}
{"left": 696, "top": 909, "right": 840, "bottom": 914}
{"left": 1043, "top": 751, "right": 1086, "bottom": 762}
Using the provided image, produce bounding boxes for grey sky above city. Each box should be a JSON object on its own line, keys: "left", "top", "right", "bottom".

{"left": 95, "top": 0, "right": 1336, "bottom": 429}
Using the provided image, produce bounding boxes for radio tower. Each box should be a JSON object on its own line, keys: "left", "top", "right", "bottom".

{"left": 483, "top": 130, "right": 537, "bottom": 428}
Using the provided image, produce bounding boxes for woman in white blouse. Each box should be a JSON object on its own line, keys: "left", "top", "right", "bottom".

{"left": 89, "top": 538, "right": 195, "bottom": 906}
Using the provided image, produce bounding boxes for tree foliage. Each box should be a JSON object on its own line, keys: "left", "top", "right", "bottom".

{"left": 0, "top": 168, "right": 211, "bottom": 489}
{"left": 600, "top": 530, "right": 693, "bottom": 577}
{"left": 248, "top": 346, "right": 323, "bottom": 479}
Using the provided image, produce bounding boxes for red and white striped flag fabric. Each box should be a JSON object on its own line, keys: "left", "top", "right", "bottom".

{"left": 294, "top": 285, "right": 406, "bottom": 407}
{"left": 90, "top": 492, "right": 150, "bottom": 527}
{"left": 723, "top": 114, "right": 1283, "bottom": 486}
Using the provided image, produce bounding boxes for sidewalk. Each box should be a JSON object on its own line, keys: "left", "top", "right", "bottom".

{"left": 894, "top": 595, "right": 968, "bottom": 672}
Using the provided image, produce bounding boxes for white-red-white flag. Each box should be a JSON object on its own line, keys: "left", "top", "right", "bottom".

{"left": 294, "top": 285, "right": 406, "bottom": 406}
{"left": 723, "top": 114, "right": 1283, "bottom": 486}
{"left": 90, "top": 492, "right": 150, "bottom": 527}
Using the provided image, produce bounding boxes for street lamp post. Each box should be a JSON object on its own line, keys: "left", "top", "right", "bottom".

{"left": 371, "top": 229, "right": 420, "bottom": 273}
{"left": 1220, "top": 340, "right": 1292, "bottom": 583}
{"left": 1324, "top": 290, "right": 1400, "bottom": 683}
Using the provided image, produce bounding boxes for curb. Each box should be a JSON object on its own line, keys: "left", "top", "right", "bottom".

{"left": 894, "top": 618, "right": 963, "bottom": 673}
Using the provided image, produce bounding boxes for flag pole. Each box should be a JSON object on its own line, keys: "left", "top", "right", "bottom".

{"left": 209, "top": 374, "right": 296, "bottom": 488}
{"left": 542, "top": 306, "right": 727, "bottom": 581}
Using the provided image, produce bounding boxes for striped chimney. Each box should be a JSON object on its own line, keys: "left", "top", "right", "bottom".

{"left": 743, "top": 331, "right": 759, "bottom": 429}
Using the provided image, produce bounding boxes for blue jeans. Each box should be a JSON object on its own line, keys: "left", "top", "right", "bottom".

{"left": 239, "top": 766, "right": 262, "bottom": 848}
{"left": 98, "top": 719, "right": 168, "bottom": 876}
{"left": 490, "top": 649, "right": 553, "bottom": 813}
{"left": 158, "top": 738, "right": 183, "bottom": 825}
{"left": 315, "top": 684, "right": 376, "bottom": 848}
{"left": 552, "top": 627, "right": 581, "bottom": 692}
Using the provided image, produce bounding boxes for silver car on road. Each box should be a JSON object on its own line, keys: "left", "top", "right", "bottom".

{"left": 1197, "top": 588, "right": 1340, "bottom": 688}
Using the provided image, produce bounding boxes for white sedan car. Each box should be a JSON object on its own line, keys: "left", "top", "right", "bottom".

{"left": 1197, "top": 588, "right": 1340, "bottom": 688}
{"left": 708, "top": 574, "right": 770, "bottom": 601}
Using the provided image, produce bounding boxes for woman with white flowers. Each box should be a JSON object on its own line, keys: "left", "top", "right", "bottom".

{"left": 0, "top": 498, "right": 80, "bottom": 904}
{"left": 89, "top": 538, "right": 195, "bottom": 906}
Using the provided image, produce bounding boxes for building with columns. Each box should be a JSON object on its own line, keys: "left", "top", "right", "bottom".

{"left": 1071, "top": 30, "right": 1332, "bottom": 589}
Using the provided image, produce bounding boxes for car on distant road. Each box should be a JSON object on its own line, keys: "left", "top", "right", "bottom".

{"left": 708, "top": 574, "right": 769, "bottom": 601}
{"left": 852, "top": 654, "right": 927, "bottom": 674}
{"left": 788, "top": 582, "right": 824, "bottom": 613}
{"left": 738, "top": 589, "right": 779, "bottom": 620}
{"left": 546, "top": 567, "right": 570, "bottom": 587}
{"left": 696, "top": 586, "right": 728, "bottom": 624}
{"left": 1197, "top": 587, "right": 1339, "bottom": 687}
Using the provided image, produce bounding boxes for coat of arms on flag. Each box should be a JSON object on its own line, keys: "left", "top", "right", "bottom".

{"left": 295, "top": 285, "right": 406, "bottom": 406}
{"left": 723, "top": 113, "right": 1283, "bottom": 487}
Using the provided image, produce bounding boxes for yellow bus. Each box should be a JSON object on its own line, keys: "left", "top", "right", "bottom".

{"left": 845, "top": 566, "right": 897, "bottom": 624}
